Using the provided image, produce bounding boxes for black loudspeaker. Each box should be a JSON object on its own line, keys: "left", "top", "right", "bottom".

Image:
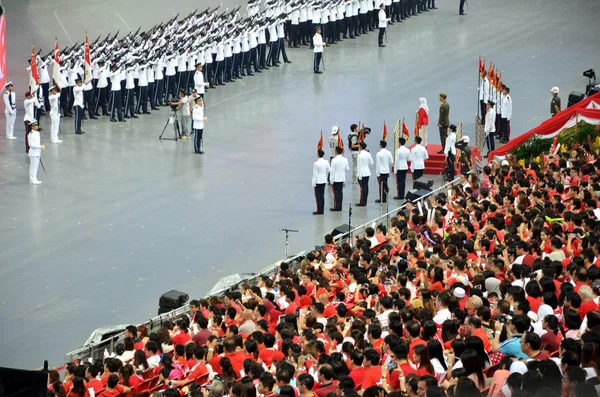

{"left": 413, "top": 177, "right": 434, "bottom": 190}
{"left": 159, "top": 289, "right": 189, "bottom": 310}
{"left": 0, "top": 365, "right": 48, "bottom": 397}
{"left": 330, "top": 224, "right": 351, "bottom": 238}
{"left": 568, "top": 91, "right": 585, "bottom": 108}
{"left": 406, "top": 189, "right": 432, "bottom": 202}
{"left": 588, "top": 85, "right": 600, "bottom": 96}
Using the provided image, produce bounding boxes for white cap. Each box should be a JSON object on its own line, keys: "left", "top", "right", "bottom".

{"left": 551, "top": 86, "right": 559, "bottom": 94}
{"left": 462, "top": 136, "right": 470, "bottom": 143}
{"left": 453, "top": 287, "right": 465, "bottom": 299}
{"left": 331, "top": 126, "right": 339, "bottom": 135}
{"left": 501, "top": 160, "right": 509, "bottom": 166}
{"left": 4, "top": 81, "right": 12, "bottom": 88}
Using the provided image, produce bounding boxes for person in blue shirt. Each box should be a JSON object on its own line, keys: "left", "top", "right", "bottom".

{"left": 491, "top": 314, "right": 530, "bottom": 360}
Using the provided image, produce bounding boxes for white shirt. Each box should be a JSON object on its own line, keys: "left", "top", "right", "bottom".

{"left": 194, "top": 70, "right": 208, "bottom": 94}
{"left": 479, "top": 77, "right": 489, "bottom": 101}
{"left": 313, "top": 33, "right": 324, "bottom": 53}
{"left": 356, "top": 150, "right": 374, "bottom": 178}
{"left": 73, "top": 85, "right": 84, "bottom": 107}
{"left": 110, "top": 70, "right": 121, "bottom": 91}
{"left": 39, "top": 59, "right": 50, "bottom": 83}
{"left": 192, "top": 105, "right": 205, "bottom": 129}
{"left": 125, "top": 68, "right": 135, "bottom": 89}
{"left": 4, "top": 91, "right": 16, "bottom": 116}
{"left": 312, "top": 158, "right": 331, "bottom": 186}
{"left": 433, "top": 308, "right": 451, "bottom": 325}
{"left": 147, "top": 355, "right": 161, "bottom": 369}
{"left": 165, "top": 57, "right": 177, "bottom": 76}
{"left": 485, "top": 108, "right": 496, "bottom": 133}
{"left": 395, "top": 146, "right": 410, "bottom": 171}
{"left": 378, "top": 9, "right": 388, "bottom": 28}
{"left": 376, "top": 148, "right": 394, "bottom": 176}
{"left": 23, "top": 98, "right": 36, "bottom": 122}
{"left": 49, "top": 93, "right": 60, "bottom": 116}
{"left": 138, "top": 67, "right": 148, "bottom": 87}
{"left": 330, "top": 155, "right": 349, "bottom": 183}
{"left": 410, "top": 144, "right": 429, "bottom": 170}
{"left": 177, "top": 54, "right": 187, "bottom": 71}
{"left": 501, "top": 94, "right": 512, "bottom": 120}
{"left": 258, "top": 27, "right": 267, "bottom": 44}
{"left": 445, "top": 132, "right": 457, "bottom": 156}
{"left": 28, "top": 130, "right": 42, "bottom": 157}
{"left": 277, "top": 22, "right": 285, "bottom": 39}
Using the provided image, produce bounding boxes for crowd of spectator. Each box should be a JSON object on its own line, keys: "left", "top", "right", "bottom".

{"left": 48, "top": 145, "right": 600, "bottom": 397}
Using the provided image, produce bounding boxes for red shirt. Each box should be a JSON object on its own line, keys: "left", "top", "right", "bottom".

{"left": 409, "top": 338, "right": 426, "bottom": 360}
{"left": 471, "top": 328, "right": 491, "bottom": 352}
{"left": 530, "top": 350, "right": 551, "bottom": 360}
{"left": 579, "top": 300, "right": 597, "bottom": 319}
{"left": 259, "top": 349, "right": 277, "bottom": 366}
{"left": 323, "top": 305, "right": 337, "bottom": 318}
{"left": 172, "top": 332, "right": 191, "bottom": 346}
{"left": 85, "top": 379, "right": 104, "bottom": 394}
{"left": 285, "top": 302, "right": 299, "bottom": 315}
{"left": 418, "top": 107, "right": 429, "bottom": 126}
{"left": 187, "top": 362, "right": 209, "bottom": 380}
{"left": 387, "top": 363, "right": 417, "bottom": 389}
{"left": 349, "top": 367, "right": 367, "bottom": 387}
{"left": 361, "top": 366, "right": 382, "bottom": 389}
{"left": 127, "top": 374, "right": 143, "bottom": 388}
{"left": 527, "top": 296, "right": 542, "bottom": 315}
{"left": 98, "top": 385, "right": 125, "bottom": 397}
{"left": 315, "top": 383, "right": 336, "bottom": 397}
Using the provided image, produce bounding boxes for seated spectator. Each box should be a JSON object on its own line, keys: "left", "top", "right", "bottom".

{"left": 520, "top": 331, "right": 551, "bottom": 360}
{"left": 561, "top": 366, "right": 587, "bottom": 397}
{"left": 314, "top": 365, "right": 335, "bottom": 397}
{"left": 98, "top": 374, "right": 130, "bottom": 397}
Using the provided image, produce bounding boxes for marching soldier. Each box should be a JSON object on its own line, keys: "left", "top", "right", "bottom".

{"left": 394, "top": 137, "right": 410, "bottom": 200}
{"left": 356, "top": 141, "right": 373, "bottom": 207}
{"left": 375, "top": 140, "right": 393, "bottom": 203}
{"left": 194, "top": 63, "right": 209, "bottom": 100}
{"left": 329, "top": 146, "right": 349, "bottom": 211}
{"left": 24, "top": 91, "right": 39, "bottom": 152}
{"left": 3, "top": 82, "right": 17, "bottom": 140}
{"left": 312, "top": 149, "right": 331, "bottom": 215}
{"left": 109, "top": 64, "right": 125, "bottom": 122}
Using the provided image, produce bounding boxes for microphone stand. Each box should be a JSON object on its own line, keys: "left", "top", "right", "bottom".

{"left": 348, "top": 203, "right": 353, "bottom": 246}
{"left": 281, "top": 228, "right": 298, "bottom": 257}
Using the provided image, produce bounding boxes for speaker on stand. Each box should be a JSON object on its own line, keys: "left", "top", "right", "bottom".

{"left": 158, "top": 289, "right": 189, "bottom": 315}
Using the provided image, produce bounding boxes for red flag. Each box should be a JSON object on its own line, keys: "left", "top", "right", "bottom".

{"left": 337, "top": 131, "right": 344, "bottom": 149}
{"left": 29, "top": 42, "right": 39, "bottom": 89}
{"left": 414, "top": 111, "right": 419, "bottom": 138}
{"left": 497, "top": 71, "right": 502, "bottom": 91}
{"left": 382, "top": 121, "right": 388, "bottom": 141}
{"left": 402, "top": 121, "right": 409, "bottom": 141}
{"left": 317, "top": 130, "right": 324, "bottom": 150}
{"left": 52, "top": 39, "right": 62, "bottom": 87}
{"left": 84, "top": 33, "right": 93, "bottom": 84}
{"left": 550, "top": 136, "right": 558, "bottom": 154}
{"left": 358, "top": 123, "right": 365, "bottom": 143}
{"left": 479, "top": 57, "right": 483, "bottom": 74}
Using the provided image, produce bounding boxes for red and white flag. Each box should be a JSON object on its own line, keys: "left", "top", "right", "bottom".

{"left": 52, "top": 39, "right": 62, "bottom": 87}
{"left": 84, "top": 33, "right": 93, "bottom": 84}
{"left": 29, "top": 42, "right": 39, "bottom": 90}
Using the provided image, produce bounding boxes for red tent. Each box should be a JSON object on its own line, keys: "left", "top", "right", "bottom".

{"left": 489, "top": 91, "right": 600, "bottom": 158}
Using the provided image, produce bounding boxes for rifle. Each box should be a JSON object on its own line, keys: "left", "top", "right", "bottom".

{"left": 36, "top": 48, "right": 43, "bottom": 56}
{"left": 92, "top": 35, "right": 102, "bottom": 46}
{"left": 110, "top": 29, "right": 120, "bottom": 42}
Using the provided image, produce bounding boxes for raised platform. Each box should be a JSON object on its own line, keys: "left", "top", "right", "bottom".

{"left": 408, "top": 144, "right": 482, "bottom": 176}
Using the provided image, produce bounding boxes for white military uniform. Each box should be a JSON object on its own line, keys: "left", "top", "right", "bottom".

{"left": 410, "top": 143, "right": 429, "bottom": 173}
{"left": 4, "top": 88, "right": 17, "bottom": 139}
{"left": 49, "top": 91, "right": 62, "bottom": 143}
{"left": 395, "top": 145, "right": 410, "bottom": 171}
{"left": 28, "top": 127, "right": 43, "bottom": 184}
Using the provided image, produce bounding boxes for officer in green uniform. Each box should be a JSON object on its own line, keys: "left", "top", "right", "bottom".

{"left": 550, "top": 86, "right": 561, "bottom": 117}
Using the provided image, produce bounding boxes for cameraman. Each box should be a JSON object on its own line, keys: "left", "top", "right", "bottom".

{"left": 348, "top": 124, "right": 360, "bottom": 184}
{"left": 171, "top": 89, "right": 192, "bottom": 138}
{"left": 455, "top": 135, "right": 471, "bottom": 174}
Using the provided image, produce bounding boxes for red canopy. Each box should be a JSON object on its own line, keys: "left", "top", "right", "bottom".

{"left": 489, "top": 91, "right": 600, "bottom": 158}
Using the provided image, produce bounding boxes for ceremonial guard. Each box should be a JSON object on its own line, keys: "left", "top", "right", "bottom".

{"left": 3, "top": 82, "right": 17, "bottom": 140}
{"left": 38, "top": 56, "right": 51, "bottom": 112}
{"left": 394, "top": 137, "right": 410, "bottom": 200}
{"left": 95, "top": 60, "right": 109, "bottom": 116}
{"left": 378, "top": 3, "right": 389, "bottom": 47}
{"left": 154, "top": 59, "right": 165, "bottom": 106}
{"left": 123, "top": 62, "right": 138, "bottom": 119}
{"left": 23, "top": 91, "right": 39, "bottom": 152}
{"left": 313, "top": 26, "right": 324, "bottom": 74}
{"left": 49, "top": 85, "right": 63, "bottom": 143}
{"left": 110, "top": 64, "right": 125, "bottom": 122}
{"left": 312, "top": 149, "right": 331, "bottom": 215}
{"left": 73, "top": 77, "right": 85, "bottom": 134}
{"left": 410, "top": 136, "right": 428, "bottom": 182}
{"left": 28, "top": 121, "right": 44, "bottom": 185}
{"left": 375, "top": 140, "right": 393, "bottom": 203}
{"left": 329, "top": 146, "right": 349, "bottom": 211}
{"left": 479, "top": 70, "right": 489, "bottom": 122}
{"left": 192, "top": 97, "right": 207, "bottom": 154}
{"left": 348, "top": 124, "right": 360, "bottom": 183}
{"left": 484, "top": 100, "right": 496, "bottom": 155}
{"left": 194, "top": 63, "right": 209, "bottom": 99}
{"left": 136, "top": 63, "right": 150, "bottom": 114}
{"left": 356, "top": 141, "right": 373, "bottom": 207}
{"left": 437, "top": 93, "right": 449, "bottom": 153}
{"left": 83, "top": 71, "right": 97, "bottom": 120}
{"left": 500, "top": 86, "right": 512, "bottom": 143}
{"left": 444, "top": 124, "right": 457, "bottom": 180}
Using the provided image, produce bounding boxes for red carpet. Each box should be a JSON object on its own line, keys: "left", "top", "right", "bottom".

{"left": 407, "top": 144, "right": 482, "bottom": 176}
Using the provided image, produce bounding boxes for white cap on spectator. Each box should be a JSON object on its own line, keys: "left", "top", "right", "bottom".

{"left": 453, "top": 287, "right": 465, "bottom": 299}
{"left": 331, "top": 126, "right": 339, "bottom": 135}
{"left": 551, "top": 86, "right": 559, "bottom": 94}
{"left": 501, "top": 160, "right": 509, "bottom": 166}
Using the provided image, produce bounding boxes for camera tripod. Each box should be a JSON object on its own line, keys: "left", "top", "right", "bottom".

{"left": 159, "top": 109, "right": 182, "bottom": 141}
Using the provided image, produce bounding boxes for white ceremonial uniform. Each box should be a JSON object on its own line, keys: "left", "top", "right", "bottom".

{"left": 73, "top": 85, "right": 84, "bottom": 107}
{"left": 110, "top": 70, "right": 121, "bottom": 91}
{"left": 4, "top": 90, "right": 17, "bottom": 139}
{"left": 480, "top": 77, "right": 490, "bottom": 103}
{"left": 330, "top": 155, "right": 349, "bottom": 183}
{"left": 23, "top": 98, "right": 36, "bottom": 123}
{"left": 410, "top": 144, "right": 429, "bottom": 172}
{"left": 376, "top": 148, "right": 393, "bottom": 177}
{"left": 28, "top": 129, "right": 43, "bottom": 184}
{"left": 485, "top": 107, "right": 496, "bottom": 134}
{"left": 312, "top": 158, "right": 331, "bottom": 187}
{"left": 313, "top": 34, "right": 324, "bottom": 53}
{"left": 357, "top": 150, "right": 374, "bottom": 179}
{"left": 194, "top": 70, "right": 208, "bottom": 95}
{"left": 501, "top": 94, "right": 512, "bottom": 120}
{"left": 192, "top": 104, "right": 205, "bottom": 130}
{"left": 444, "top": 132, "right": 457, "bottom": 157}
{"left": 49, "top": 92, "right": 62, "bottom": 143}
{"left": 378, "top": 8, "right": 388, "bottom": 27}
{"left": 395, "top": 146, "right": 410, "bottom": 171}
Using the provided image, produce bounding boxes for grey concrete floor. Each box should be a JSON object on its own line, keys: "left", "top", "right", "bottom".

{"left": 1, "top": 0, "right": 599, "bottom": 369}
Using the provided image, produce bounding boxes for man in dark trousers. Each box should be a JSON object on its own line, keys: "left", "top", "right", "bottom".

{"left": 312, "top": 149, "right": 331, "bottom": 215}
{"left": 378, "top": 3, "right": 389, "bottom": 47}
{"left": 459, "top": 0, "right": 466, "bottom": 15}
{"left": 329, "top": 146, "right": 349, "bottom": 211}
{"left": 437, "top": 92, "right": 450, "bottom": 154}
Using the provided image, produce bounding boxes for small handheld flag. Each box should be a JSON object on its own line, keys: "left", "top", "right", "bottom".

{"left": 317, "top": 130, "right": 324, "bottom": 150}
{"left": 382, "top": 120, "right": 388, "bottom": 141}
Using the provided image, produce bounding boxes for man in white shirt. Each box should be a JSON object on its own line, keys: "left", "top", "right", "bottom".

{"left": 94, "top": 60, "right": 109, "bottom": 116}
{"left": 267, "top": 22, "right": 280, "bottom": 67}
{"left": 109, "top": 64, "right": 125, "bottom": 122}
{"left": 73, "top": 78, "right": 85, "bottom": 134}
{"left": 23, "top": 91, "right": 39, "bottom": 152}
{"left": 194, "top": 63, "right": 209, "bottom": 99}
{"left": 500, "top": 86, "right": 512, "bottom": 143}
{"left": 394, "top": 137, "right": 410, "bottom": 200}
{"left": 376, "top": 140, "right": 394, "bottom": 203}
{"left": 444, "top": 124, "right": 457, "bottom": 180}
{"left": 410, "top": 136, "right": 429, "bottom": 181}
{"left": 3, "top": 82, "right": 17, "bottom": 140}
{"left": 378, "top": 3, "right": 389, "bottom": 47}
{"left": 484, "top": 100, "right": 496, "bottom": 156}
{"left": 330, "top": 146, "right": 349, "bottom": 211}
{"left": 433, "top": 292, "right": 452, "bottom": 325}
{"left": 479, "top": 70, "right": 489, "bottom": 123}
{"left": 312, "top": 149, "right": 331, "bottom": 215}
{"left": 192, "top": 97, "right": 207, "bottom": 154}
{"left": 136, "top": 64, "right": 150, "bottom": 114}
{"left": 49, "top": 85, "right": 63, "bottom": 143}
{"left": 313, "top": 26, "right": 325, "bottom": 74}
{"left": 277, "top": 19, "right": 291, "bottom": 64}
{"left": 27, "top": 121, "right": 44, "bottom": 185}
{"left": 123, "top": 63, "right": 138, "bottom": 119}
{"left": 173, "top": 89, "right": 191, "bottom": 138}
{"left": 356, "top": 141, "right": 374, "bottom": 206}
